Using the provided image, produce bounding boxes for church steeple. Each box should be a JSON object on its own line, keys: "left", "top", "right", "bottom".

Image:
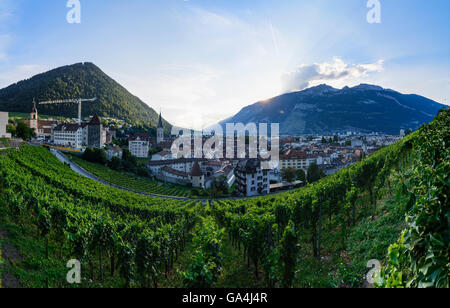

{"left": 31, "top": 98, "right": 38, "bottom": 120}
{"left": 157, "top": 111, "right": 164, "bottom": 144}
{"left": 157, "top": 112, "right": 163, "bottom": 129}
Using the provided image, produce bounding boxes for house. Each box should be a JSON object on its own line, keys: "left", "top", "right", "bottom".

{"left": 52, "top": 123, "right": 83, "bottom": 148}
{"left": 151, "top": 150, "right": 172, "bottom": 161}
{"left": 189, "top": 161, "right": 205, "bottom": 188}
{"left": 106, "top": 145, "right": 123, "bottom": 161}
{"left": 161, "top": 166, "right": 190, "bottom": 185}
{"left": 0, "top": 112, "right": 11, "bottom": 139}
{"left": 129, "top": 133, "right": 150, "bottom": 158}
{"left": 108, "top": 126, "right": 117, "bottom": 139}
{"left": 87, "top": 114, "right": 104, "bottom": 148}
{"left": 24, "top": 101, "right": 58, "bottom": 139}
{"left": 235, "top": 159, "right": 270, "bottom": 197}
{"left": 214, "top": 164, "right": 235, "bottom": 188}
{"left": 202, "top": 160, "right": 224, "bottom": 176}
{"left": 280, "top": 149, "right": 309, "bottom": 171}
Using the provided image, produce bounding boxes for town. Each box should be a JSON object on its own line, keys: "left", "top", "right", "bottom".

{"left": 0, "top": 101, "right": 405, "bottom": 198}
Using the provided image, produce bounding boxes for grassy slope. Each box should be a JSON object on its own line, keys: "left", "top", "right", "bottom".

{"left": 68, "top": 154, "right": 193, "bottom": 198}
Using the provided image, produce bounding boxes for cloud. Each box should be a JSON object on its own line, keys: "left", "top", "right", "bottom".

{"left": 282, "top": 57, "right": 384, "bottom": 92}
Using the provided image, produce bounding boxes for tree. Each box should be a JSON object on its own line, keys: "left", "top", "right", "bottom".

{"left": 307, "top": 163, "right": 325, "bottom": 184}
{"left": 122, "top": 149, "right": 137, "bottom": 172}
{"left": 108, "top": 156, "right": 121, "bottom": 170}
{"left": 6, "top": 124, "right": 16, "bottom": 137}
{"left": 83, "top": 148, "right": 107, "bottom": 165}
{"left": 210, "top": 175, "right": 228, "bottom": 197}
{"left": 281, "top": 168, "right": 296, "bottom": 183}
{"left": 295, "top": 169, "right": 306, "bottom": 183}
{"left": 16, "top": 121, "right": 35, "bottom": 140}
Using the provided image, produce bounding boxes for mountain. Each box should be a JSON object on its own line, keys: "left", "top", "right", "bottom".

{"left": 0, "top": 62, "right": 170, "bottom": 131}
{"left": 219, "top": 84, "right": 445, "bottom": 135}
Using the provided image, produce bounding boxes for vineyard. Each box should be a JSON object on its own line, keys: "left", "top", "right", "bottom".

{"left": 0, "top": 109, "right": 448, "bottom": 288}
{"left": 68, "top": 154, "right": 193, "bottom": 198}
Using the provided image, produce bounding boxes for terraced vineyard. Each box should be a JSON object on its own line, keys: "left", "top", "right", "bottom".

{"left": 68, "top": 154, "right": 194, "bottom": 198}
{"left": 0, "top": 146, "right": 201, "bottom": 287}
{"left": 0, "top": 109, "right": 447, "bottom": 288}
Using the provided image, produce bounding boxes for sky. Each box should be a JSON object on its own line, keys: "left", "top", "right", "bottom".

{"left": 0, "top": 0, "right": 449, "bottom": 129}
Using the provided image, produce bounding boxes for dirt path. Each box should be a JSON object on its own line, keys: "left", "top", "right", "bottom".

{"left": 0, "top": 228, "right": 22, "bottom": 288}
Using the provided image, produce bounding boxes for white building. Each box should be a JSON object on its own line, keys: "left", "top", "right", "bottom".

{"left": 151, "top": 151, "right": 172, "bottom": 161}
{"left": 235, "top": 159, "right": 270, "bottom": 197}
{"left": 52, "top": 124, "right": 83, "bottom": 148}
{"left": 280, "top": 149, "right": 309, "bottom": 171}
{"left": 129, "top": 133, "right": 150, "bottom": 158}
{"left": 0, "top": 112, "right": 11, "bottom": 139}
{"left": 106, "top": 145, "right": 123, "bottom": 161}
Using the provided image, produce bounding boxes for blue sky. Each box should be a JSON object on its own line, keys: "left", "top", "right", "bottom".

{"left": 0, "top": 0, "right": 449, "bottom": 129}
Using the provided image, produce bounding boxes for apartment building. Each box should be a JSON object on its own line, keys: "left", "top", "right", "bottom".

{"left": 235, "top": 159, "right": 270, "bottom": 197}
{"left": 52, "top": 124, "right": 83, "bottom": 148}
{"left": 129, "top": 133, "right": 150, "bottom": 158}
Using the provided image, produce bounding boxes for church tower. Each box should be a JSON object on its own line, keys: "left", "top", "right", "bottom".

{"left": 29, "top": 99, "right": 38, "bottom": 132}
{"left": 157, "top": 112, "right": 164, "bottom": 144}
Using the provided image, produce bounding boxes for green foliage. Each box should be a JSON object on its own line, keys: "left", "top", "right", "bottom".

{"left": 379, "top": 109, "right": 449, "bottom": 288}
{"left": 307, "top": 163, "right": 325, "bottom": 184}
{"left": 183, "top": 217, "right": 224, "bottom": 288}
{"left": 15, "top": 121, "right": 35, "bottom": 141}
{"left": 295, "top": 169, "right": 306, "bottom": 182}
{"left": 0, "top": 145, "right": 200, "bottom": 288}
{"left": 281, "top": 168, "right": 296, "bottom": 183}
{"left": 107, "top": 156, "right": 121, "bottom": 170}
{"left": 280, "top": 221, "right": 299, "bottom": 288}
{"left": 82, "top": 148, "right": 107, "bottom": 165}
{"left": 70, "top": 154, "right": 193, "bottom": 197}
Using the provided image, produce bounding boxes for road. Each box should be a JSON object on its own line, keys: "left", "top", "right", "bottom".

{"left": 50, "top": 149, "right": 290, "bottom": 202}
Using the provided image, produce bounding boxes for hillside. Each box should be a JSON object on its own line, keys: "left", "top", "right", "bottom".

{"left": 0, "top": 62, "right": 171, "bottom": 131}
{"left": 219, "top": 84, "right": 445, "bottom": 135}
{"left": 0, "top": 109, "right": 447, "bottom": 288}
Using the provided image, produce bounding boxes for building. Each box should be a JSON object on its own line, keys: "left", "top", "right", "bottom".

{"left": 214, "top": 164, "right": 235, "bottom": 188}
{"left": 280, "top": 149, "right": 309, "bottom": 171}
{"left": 25, "top": 101, "right": 58, "bottom": 139}
{"left": 151, "top": 150, "right": 172, "bottom": 161}
{"left": 106, "top": 145, "right": 123, "bottom": 161}
{"left": 87, "top": 114, "right": 104, "bottom": 148}
{"left": 0, "top": 112, "right": 11, "bottom": 139}
{"left": 160, "top": 166, "right": 190, "bottom": 185}
{"left": 129, "top": 133, "right": 150, "bottom": 158}
{"left": 52, "top": 124, "right": 83, "bottom": 148}
{"left": 235, "top": 159, "right": 270, "bottom": 197}
{"left": 147, "top": 158, "right": 207, "bottom": 178}
{"left": 189, "top": 161, "right": 205, "bottom": 188}
{"left": 157, "top": 112, "right": 164, "bottom": 144}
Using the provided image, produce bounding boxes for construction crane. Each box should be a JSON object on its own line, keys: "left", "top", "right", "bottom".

{"left": 39, "top": 98, "right": 97, "bottom": 124}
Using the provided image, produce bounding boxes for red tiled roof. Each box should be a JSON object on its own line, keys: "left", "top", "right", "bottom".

{"left": 280, "top": 149, "right": 307, "bottom": 160}
{"left": 129, "top": 133, "right": 150, "bottom": 141}
{"left": 53, "top": 123, "right": 81, "bottom": 132}
{"left": 89, "top": 114, "right": 101, "bottom": 126}
{"left": 161, "top": 166, "right": 189, "bottom": 178}
{"left": 190, "top": 161, "right": 203, "bottom": 177}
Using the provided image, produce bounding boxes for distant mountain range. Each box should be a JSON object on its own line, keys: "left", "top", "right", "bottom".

{"left": 218, "top": 84, "right": 445, "bottom": 135}
{"left": 0, "top": 62, "right": 171, "bottom": 131}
